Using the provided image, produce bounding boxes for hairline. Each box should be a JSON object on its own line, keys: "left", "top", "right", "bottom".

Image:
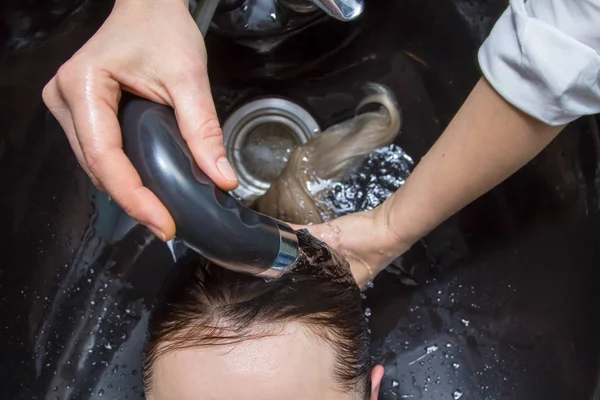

{"left": 144, "top": 319, "right": 366, "bottom": 396}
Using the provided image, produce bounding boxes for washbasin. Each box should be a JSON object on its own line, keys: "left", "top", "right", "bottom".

{"left": 1, "top": 0, "right": 599, "bottom": 399}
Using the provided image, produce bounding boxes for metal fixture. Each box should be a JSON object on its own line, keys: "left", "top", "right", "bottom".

{"left": 302, "top": 0, "right": 364, "bottom": 21}
{"left": 279, "top": 0, "right": 364, "bottom": 21}
{"left": 222, "top": 97, "right": 321, "bottom": 201}
{"left": 193, "top": 0, "right": 364, "bottom": 34}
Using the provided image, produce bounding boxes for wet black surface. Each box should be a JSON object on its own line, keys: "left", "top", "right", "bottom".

{"left": 1, "top": 0, "right": 600, "bottom": 399}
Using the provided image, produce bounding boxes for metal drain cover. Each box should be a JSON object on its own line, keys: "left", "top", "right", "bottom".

{"left": 222, "top": 97, "right": 321, "bottom": 201}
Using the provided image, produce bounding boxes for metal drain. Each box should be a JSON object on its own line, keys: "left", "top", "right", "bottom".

{"left": 222, "top": 97, "right": 320, "bottom": 201}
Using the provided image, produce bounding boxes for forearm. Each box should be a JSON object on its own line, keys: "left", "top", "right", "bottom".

{"left": 316, "top": 0, "right": 600, "bottom": 286}
{"left": 377, "top": 0, "right": 600, "bottom": 256}
{"left": 378, "top": 77, "right": 565, "bottom": 250}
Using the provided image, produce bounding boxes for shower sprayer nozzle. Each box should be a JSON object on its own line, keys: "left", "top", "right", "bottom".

{"left": 120, "top": 95, "right": 299, "bottom": 279}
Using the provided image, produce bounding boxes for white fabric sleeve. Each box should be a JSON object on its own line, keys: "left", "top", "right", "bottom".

{"left": 478, "top": 0, "right": 600, "bottom": 126}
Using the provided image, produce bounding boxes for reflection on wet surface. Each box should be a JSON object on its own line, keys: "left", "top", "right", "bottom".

{"left": 1, "top": 0, "right": 599, "bottom": 399}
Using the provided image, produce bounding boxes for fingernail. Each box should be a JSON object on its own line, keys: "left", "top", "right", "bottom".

{"left": 146, "top": 224, "right": 166, "bottom": 242}
{"left": 217, "top": 157, "right": 237, "bottom": 181}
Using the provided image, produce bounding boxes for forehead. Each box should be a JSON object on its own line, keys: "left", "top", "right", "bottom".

{"left": 148, "top": 323, "right": 349, "bottom": 400}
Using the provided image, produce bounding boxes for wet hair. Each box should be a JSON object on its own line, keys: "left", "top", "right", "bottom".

{"left": 142, "top": 230, "right": 372, "bottom": 397}
{"left": 255, "top": 83, "right": 401, "bottom": 224}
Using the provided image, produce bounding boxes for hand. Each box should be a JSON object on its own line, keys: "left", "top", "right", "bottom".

{"left": 297, "top": 77, "right": 564, "bottom": 290}
{"left": 294, "top": 207, "right": 414, "bottom": 289}
{"left": 42, "top": 0, "right": 238, "bottom": 241}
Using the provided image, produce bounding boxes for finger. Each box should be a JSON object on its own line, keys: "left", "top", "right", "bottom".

{"left": 88, "top": 147, "right": 175, "bottom": 241}
{"left": 168, "top": 67, "right": 239, "bottom": 191}
{"left": 287, "top": 223, "right": 303, "bottom": 230}
{"left": 43, "top": 78, "right": 104, "bottom": 189}
{"left": 64, "top": 71, "right": 176, "bottom": 240}
{"left": 306, "top": 222, "right": 343, "bottom": 249}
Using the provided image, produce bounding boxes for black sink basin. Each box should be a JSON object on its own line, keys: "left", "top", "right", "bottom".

{"left": 1, "top": 0, "right": 599, "bottom": 399}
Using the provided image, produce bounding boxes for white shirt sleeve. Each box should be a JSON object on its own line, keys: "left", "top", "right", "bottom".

{"left": 478, "top": 0, "right": 600, "bottom": 126}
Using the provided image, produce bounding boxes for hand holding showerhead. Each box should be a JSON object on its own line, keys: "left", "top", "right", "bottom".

{"left": 120, "top": 96, "right": 299, "bottom": 279}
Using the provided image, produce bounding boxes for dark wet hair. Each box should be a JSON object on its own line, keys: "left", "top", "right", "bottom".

{"left": 142, "top": 230, "right": 371, "bottom": 397}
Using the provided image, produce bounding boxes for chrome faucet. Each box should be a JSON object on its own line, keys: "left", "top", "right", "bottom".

{"left": 307, "top": 0, "right": 364, "bottom": 21}
{"left": 279, "top": 0, "right": 364, "bottom": 21}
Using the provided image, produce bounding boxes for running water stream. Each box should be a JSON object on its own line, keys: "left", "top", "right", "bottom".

{"left": 324, "top": 144, "right": 413, "bottom": 217}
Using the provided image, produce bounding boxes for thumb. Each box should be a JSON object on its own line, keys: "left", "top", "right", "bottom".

{"left": 169, "top": 71, "right": 238, "bottom": 191}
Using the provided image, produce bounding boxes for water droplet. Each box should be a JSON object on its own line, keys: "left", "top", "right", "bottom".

{"left": 364, "top": 308, "right": 372, "bottom": 317}
{"left": 453, "top": 363, "right": 460, "bottom": 369}
{"left": 426, "top": 345, "right": 439, "bottom": 354}
{"left": 461, "top": 318, "right": 470, "bottom": 327}
{"left": 453, "top": 390, "right": 463, "bottom": 399}
{"left": 98, "top": 389, "right": 104, "bottom": 396}
{"left": 391, "top": 380, "right": 399, "bottom": 388}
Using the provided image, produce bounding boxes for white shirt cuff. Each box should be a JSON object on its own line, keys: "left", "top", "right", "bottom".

{"left": 478, "top": 0, "right": 600, "bottom": 126}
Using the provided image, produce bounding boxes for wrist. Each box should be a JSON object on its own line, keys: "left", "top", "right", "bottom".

{"left": 347, "top": 209, "right": 413, "bottom": 288}
{"left": 371, "top": 198, "right": 420, "bottom": 261}
{"left": 115, "top": 0, "right": 189, "bottom": 9}
{"left": 345, "top": 209, "right": 409, "bottom": 281}
{"left": 376, "top": 186, "right": 426, "bottom": 247}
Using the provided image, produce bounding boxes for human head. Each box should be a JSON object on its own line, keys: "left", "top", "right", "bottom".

{"left": 142, "top": 230, "right": 384, "bottom": 399}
